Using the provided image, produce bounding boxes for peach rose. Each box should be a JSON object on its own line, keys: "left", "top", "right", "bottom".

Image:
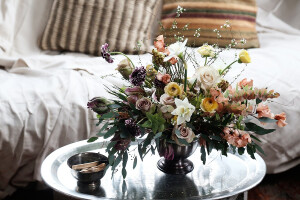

{"left": 159, "top": 93, "right": 175, "bottom": 106}
{"left": 154, "top": 35, "right": 165, "bottom": 52}
{"left": 238, "top": 78, "right": 253, "bottom": 88}
{"left": 274, "top": 112, "right": 287, "bottom": 127}
{"left": 157, "top": 72, "right": 171, "bottom": 84}
{"left": 256, "top": 103, "right": 274, "bottom": 119}
{"left": 169, "top": 57, "right": 178, "bottom": 65}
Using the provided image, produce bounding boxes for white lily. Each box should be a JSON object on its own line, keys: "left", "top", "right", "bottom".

{"left": 164, "top": 39, "right": 188, "bottom": 62}
{"left": 171, "top": 98, "right": 195, "bottom": 125}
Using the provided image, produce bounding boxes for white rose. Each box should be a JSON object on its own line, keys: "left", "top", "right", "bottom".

{"left": 192, "top": 66, "right": 220, "bottom": 92}
{"left": 197, "top": 44, "right": 215, "bottom": 57}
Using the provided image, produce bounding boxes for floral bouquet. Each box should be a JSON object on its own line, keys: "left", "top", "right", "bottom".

{"left": 87, "top": 22, "right": 287, "bottom": 178}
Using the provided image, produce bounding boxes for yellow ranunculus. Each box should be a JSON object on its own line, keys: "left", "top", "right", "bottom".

{"left": 164, "top": 82, "right": 183, "bottom": 97}
{"left": 239, "top": 50, "right": 251, "bottom": 63}
{"left": 200, "top": 97, "right": 218, "bottom": 113}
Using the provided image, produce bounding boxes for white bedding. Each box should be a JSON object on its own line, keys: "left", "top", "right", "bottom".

{"left": 0, "top": 0, "right": 300, "bottom": 198}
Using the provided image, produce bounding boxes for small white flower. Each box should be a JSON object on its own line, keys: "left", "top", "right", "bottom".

{"left": 171, "top": 98, "right": 195, "bottom": 125}
{"left": 164, "top": 39, "right": 188, "bottom": 62}
{"left": 197, "top": 44, "right": 216, "bottom": 57}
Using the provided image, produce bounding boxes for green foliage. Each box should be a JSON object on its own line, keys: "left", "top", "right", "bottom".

{"left": 245, "top": 122, "right": 275, "bottom": 135}
{"left": 200, "top": 145, "right": 206, "bottom": 164}
{"left": 142, "top": 113, "right": 166, "bottom": 134}
{"left": 87, "top": 137, "right": 98, "bottom": 143}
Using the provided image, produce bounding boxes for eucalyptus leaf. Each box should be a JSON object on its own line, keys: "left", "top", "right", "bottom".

{"left": 154, "top": 132, "right": 162, "bottom": 139}
{"left": 200, "top": 145, "right": 206, "bottom": 164}
{"left": 87, "top": 137, "right": 98, "bottom": 143}
{"left": 122, "top": 151, "right": 128, "bottom": 168}
{"left": 247, "top": 145, "right": 256, "bottom": 159}
{"left": 122, "top": 167, "right": 127, "bottom": 179}
{"left": 254, "top": 143, "right": 266, "bottom": 156}
{"left": 177, "top": 138, "right": 191, "bottom": 146}
{"left": 104, "top": 126, "right": 118, "bottom": 139}
{"left": 258, "top": 117, "right": 277, "bottom": 123}
{"left": 133, "top": 156, "right": 137, "bottom": 169}
{"left": 250, "top": 134, "right": 262, "bottom": 142}
{"left": 245, "top": 122, "right": 275, "bottom": 135}
{"left": 238, "top": 147, "right": 245, "bottom": 155}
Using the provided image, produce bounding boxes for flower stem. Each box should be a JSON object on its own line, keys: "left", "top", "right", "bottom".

{"left": 204, "top": 57, "right": 207, "bottom": 66}
{"left": 111, "top": 52, "right": 135, "bottom": 67}
{"left": 220, "top": 60, "right": 238, "bottom": 75}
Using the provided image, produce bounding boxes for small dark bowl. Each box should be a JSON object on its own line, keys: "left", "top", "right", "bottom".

{"left": 67, "top": 152, "right": 108, "bottom": 183}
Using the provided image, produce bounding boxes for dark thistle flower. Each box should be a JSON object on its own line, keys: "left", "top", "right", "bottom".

{"left": 125, "top": 118, "right": 141, "bottom": 136}
{"left": 100, "top": 43, "right": 113, "bottom": 63}
{"left": 158, "top": 144, "right": 174, "bottom": 160}
{"left": 129, "top": 66, "right": 146, "bottom": 86}
{"left": 154, "top": 77, "right": 165, "bottom": 89}
{"left": 87, "top": 97, "right": 112, "bottom": 114}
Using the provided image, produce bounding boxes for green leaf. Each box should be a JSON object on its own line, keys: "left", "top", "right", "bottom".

{"left": 104, "top": 126, "right": 118, "bottom": 139}
{"left": 186, "top": 123, "right": 195, "bottom": 129}
{"left": 200, "top": 145, "right": 206, "bottom": 164}
{"left": 101, "top": 112, "right": 119, "bottom": 119}
{"left": 151, "top": 145, "right": 155, "bottom": 155}
{"left": 247, "top": 145, "right": 256, "bottom": 159}
{"left": 256, "top": 98, "right": 262, "bottom": 104}
{"left": 245, "top": 122, "right": 275, "bottom": 135}
{"left": 258, "top": 117, "right": 277, "bottom": 123}
{"left": 250, "top": 134, "right": 262, "bottom": 142}
{"left": 158, "top": 124, "right": 165, "bottom": 132}
{"left": 133, "top": 156, "right": 137, "bottom": 169}
{"left": 97, "top": 122, "right": 109, "bottom": 136}
{"left": 122, "top": 151, "right": 128, "bottom": 168}
{"left": 175, "top": 129, "right": 181, "bottom": 137}
{"left": 87, "top": 137, "right": 98, "bottom": 143}
{"left": 154, "top": 132, "right": 162, "bottom": 139}
{"left": 122, "top": 180, "right": 127, "bottom": 193}
{"left": 253, "top": 143, "right": 266, "bottom": 156}
{"left": 108, "top": 104, "right": 121, "bottom": 109}
{"left": 177, "top": 138, "right": 191, "bottom": 146}
{"left": 122, "top": 167, "right": 127, "bottom": 179}
{"left": 210, "top": 135, "right": 222, "bottom": 142}
{"left": 206, "top": 141, "right": 214, "bottom": 155}
{"left": 141, "top": 120, "right": 152, "bottom": 128}
{"left": 238, "top": 147, "right": 245, "bottom": 155}
{"left": 138, "top": 144, "right": 143, "bottom": 161}
{"left": 112, "top": 153, "right": 122, "bottom": 171}
{"left": 106, "top": 141, "right": 117, "bottom": 151}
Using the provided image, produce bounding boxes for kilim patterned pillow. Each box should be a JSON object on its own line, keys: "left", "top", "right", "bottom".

{"left": 160, "top": 0, "right": 259, "bottom": 48}
{"left": 39, "top": 0, "right": 160, "bottom": 55}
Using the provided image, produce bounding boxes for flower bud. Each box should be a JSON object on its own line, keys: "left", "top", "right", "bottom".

{"left": 116, "top": 59, "right": 134, "bottom": 80}
{"left": 87, "top": 97, "right": 112, "bottom": 114}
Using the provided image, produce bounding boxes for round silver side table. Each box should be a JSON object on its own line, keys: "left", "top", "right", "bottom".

{"left": 41, "top": 139, "right": 266, "bottom": 200}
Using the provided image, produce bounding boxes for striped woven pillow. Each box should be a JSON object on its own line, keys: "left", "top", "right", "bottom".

{"left": 160, "top": 0, "right": 259, "bottom": 48}
{"left": 39, "top": 0, "right": 160, "bottom": 55}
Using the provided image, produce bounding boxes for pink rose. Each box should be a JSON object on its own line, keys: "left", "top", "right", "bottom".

{"left": 159, "top": 94, "right": 175, "bottom": 106}
{"left": 136, "top": 97, "right": 152, "bottom": 112}
{"left": 172, "top": 124, "right": 196, "bottom": 146}
{"left": 156, "top": 72, "right": 171, "bottom": 84}
{"left": 238, "top": 78, "right": 253, "bottom": 88}
{"left": 154, "top": 35, "right": 165, "bottom": 52}
{"left": 274, "top": 112, "right": 287, "bottom": 127}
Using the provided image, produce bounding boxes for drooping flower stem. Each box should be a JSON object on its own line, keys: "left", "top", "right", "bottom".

{"left": 179, "top": 55, "right": 188, "bottom": 92}
{"left": 220, "top": 60, "right": 238, "bottom": 75}
{"left": 111, "top": 52, "right": 135, "bottom": 68}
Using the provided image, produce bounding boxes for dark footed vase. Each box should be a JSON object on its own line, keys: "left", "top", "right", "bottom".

{"left": 157, "top": 140, "right": 198, "bottom": 175}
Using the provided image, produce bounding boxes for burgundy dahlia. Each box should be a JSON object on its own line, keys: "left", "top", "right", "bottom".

{"left": 129, "top": 66, "right": 146, "bottom": 86}
{"left": 125, "top": 118, "right": 141, "bottom": 136}
{"left": 154, "top": 77, "right": 165, "bottom": 89}
{"left": 100, "top": 43, "right": 113, "bottom": 63}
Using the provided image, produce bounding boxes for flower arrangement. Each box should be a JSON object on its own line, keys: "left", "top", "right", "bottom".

{"left": 87, "top": 14, "right": 287, "bottom": 178}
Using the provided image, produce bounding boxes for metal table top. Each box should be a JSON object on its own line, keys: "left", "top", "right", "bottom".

{"left": 41, "top": 139, "right": 266, "bottom": 200}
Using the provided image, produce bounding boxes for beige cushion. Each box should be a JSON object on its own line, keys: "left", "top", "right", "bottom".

{"left": 160, "top": 0, "right": 260, "bottom": 48}
{"left": 39, "top": 0, "right": 161, "bottom": 55}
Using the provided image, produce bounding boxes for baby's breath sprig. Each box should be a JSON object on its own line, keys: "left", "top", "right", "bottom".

{"left": 176, "top": 5, "right": 185, "bottom": 17}
{"left": 194, "top": 28, "right": 201, "bottom": 38}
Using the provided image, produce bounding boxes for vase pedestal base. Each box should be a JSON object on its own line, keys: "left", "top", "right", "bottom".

{"left": 157, "top": 158, "right": 194, "bottom": 175}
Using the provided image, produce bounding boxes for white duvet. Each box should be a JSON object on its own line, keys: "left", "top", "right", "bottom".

{"left": 0, "top": 2, "right": 300, "bottom": 199}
